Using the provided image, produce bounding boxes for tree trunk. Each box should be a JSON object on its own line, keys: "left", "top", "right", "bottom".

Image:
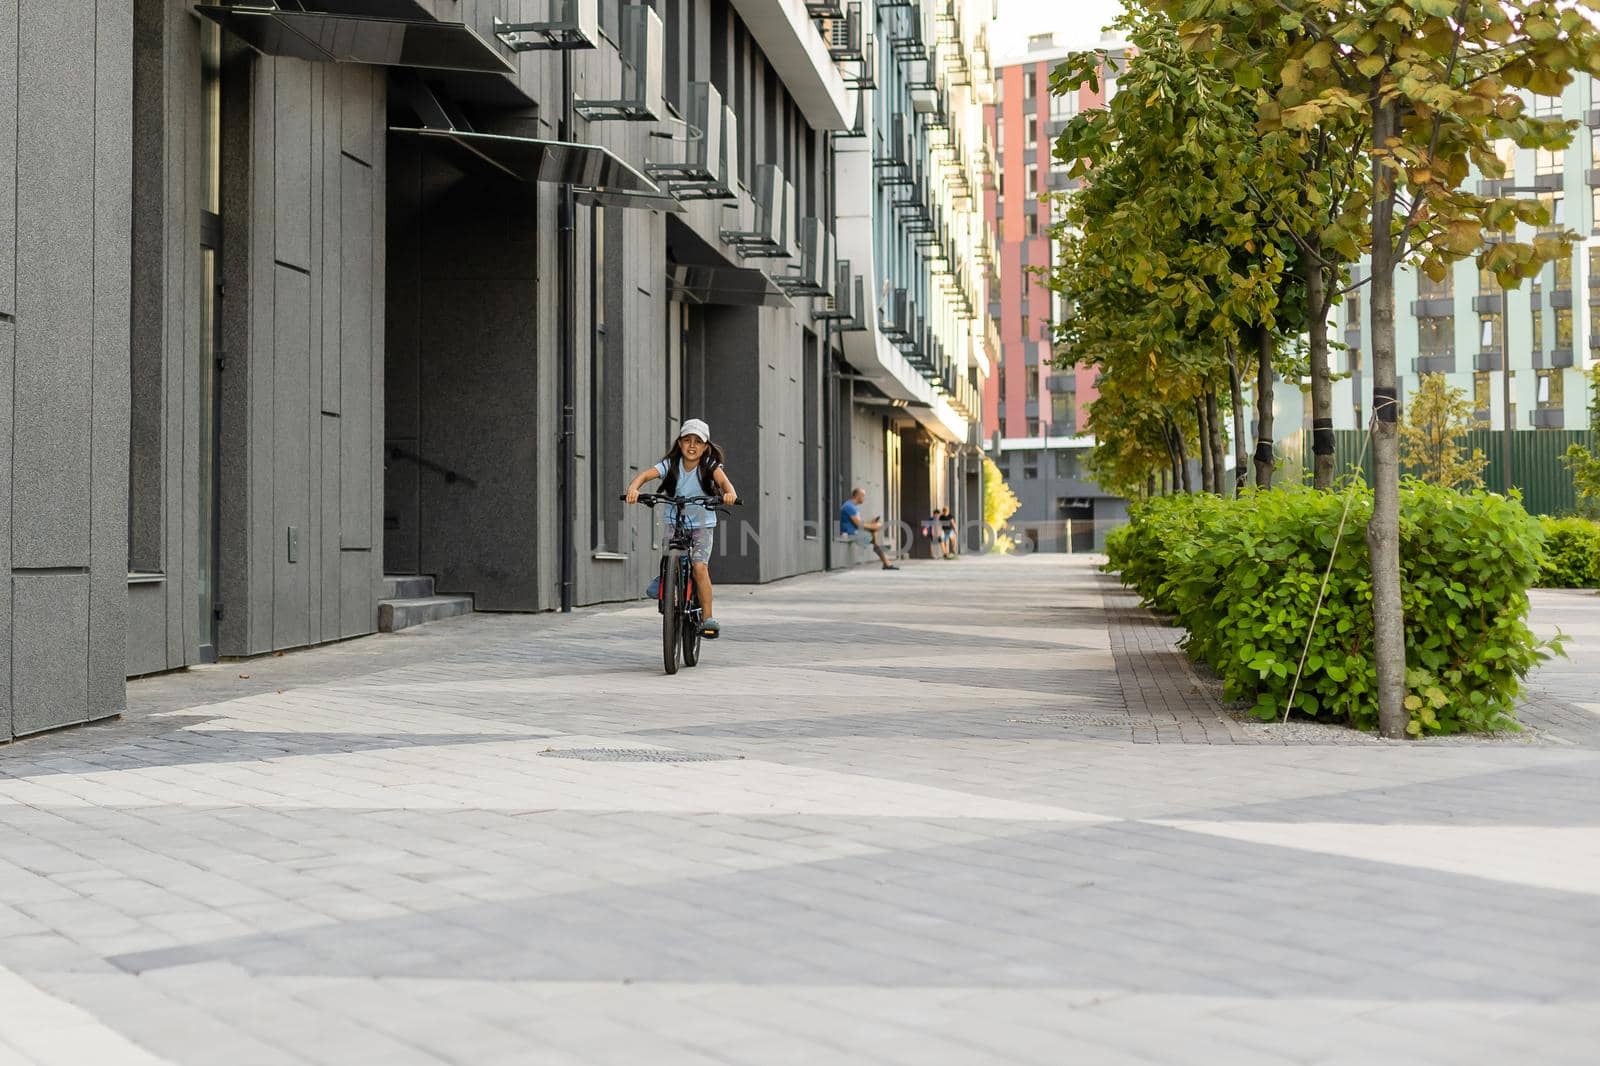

{"left": 1194, "top": 395, "right": 1215, "bottom": 493}
{"left": 1304, "top": 248, "right": 1337, "bottom": 490}
{"left": 1206, "top": 386, "right": 1227, "bottom": 498}
{"left": 1254, "top": 325, "right": 1276, "bottom": 489}
{"left": 1228, "top": 347, "right": 1249, "bottom": 493}
{"left": 1146, "top": 473, "right": 1156, "bottom": 499}
{"left": 1174, "top": 423, "right": 1192, "bottom": 493}
{"left": 1365, "top": 100, "right": 1408, "bottom": 740}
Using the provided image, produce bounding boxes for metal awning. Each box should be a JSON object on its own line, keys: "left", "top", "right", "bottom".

{"left": 390, "top": 128, "right": 662, "bottom": 196}
{"left": 195, "top": 5, "right": 515, "bottom": 75}
{"left": 667, "top": 264, "right": 793, "bottom": 309}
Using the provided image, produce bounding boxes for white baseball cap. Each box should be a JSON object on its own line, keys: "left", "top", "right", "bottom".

{"left": 678, "top": 418, "right": 711, "bottom": 442}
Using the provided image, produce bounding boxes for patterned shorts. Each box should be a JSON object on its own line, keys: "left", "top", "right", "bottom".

{"left": 669, "top": 524, "right": 715, "bottom": 566}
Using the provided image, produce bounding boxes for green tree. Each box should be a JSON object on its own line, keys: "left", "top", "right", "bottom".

{"left": 1161, "top": 0, "right": 1600, "bottom": 738}
{"left": 1400, "top": 374, "right": 1487, "bottom": 488}
{"left": 1562, "top": 364, "right": 1600, "bottom": 501}
{"left": 1050, "top": 9, "right": 1296, "bottom": 493}
{"left": 981, "top": 454, "right": 1021, "bottom": 552}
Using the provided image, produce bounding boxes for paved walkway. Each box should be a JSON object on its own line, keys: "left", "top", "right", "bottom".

{"left": 1, "top": 556, "right": 1597, "bottom": 1065}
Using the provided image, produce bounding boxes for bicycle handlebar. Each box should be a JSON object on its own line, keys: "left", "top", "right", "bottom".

{"left": 621, "top": 492, "right": 742, "bottom": 508}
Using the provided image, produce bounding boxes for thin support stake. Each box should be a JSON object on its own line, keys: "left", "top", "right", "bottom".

{"left": 1282, "top": 417, "right": 1377, "bottom": 725}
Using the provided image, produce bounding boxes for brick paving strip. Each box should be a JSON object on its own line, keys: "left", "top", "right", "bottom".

{"left": 1100, "top": 565, "right": 1600, "bottom": 748}
{"left": 0, "top": 555, "right": 1596, "bottom": 1066}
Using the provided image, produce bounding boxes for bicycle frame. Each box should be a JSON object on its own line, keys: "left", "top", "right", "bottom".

{"left": 626, "top": 492, "right": 736, "bottom": 674}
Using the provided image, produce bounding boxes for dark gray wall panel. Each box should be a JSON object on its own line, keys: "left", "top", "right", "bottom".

{"left": 273, "top": 60, "right": 313, "bottom": 271}
{"left": 320, "top": 415, "right": 342, "bottom": 638}
{"left": 12, "top": 574, "right": 89, "bottom": 736}
{"left": 0, "top": 0, "right": 16, "bottom": 317}
{"left": 319, "top": 68, "right": 343, "bottom": 415}
{"left": 273, "top": 265, "right": 313, "bottom": 650}
{"left": 702, "top": 305, "right": 762, "bottom": 584}
{"left": 13, "top": 0, "right": 95, "bottom": 568}
{"left": 417, "top": 280, "right": 539, "bottom": 609}
{"left": 340, "top": 63, "right": 374, "bottom": 165}
{"left": 126, "top": 583, "right": 169, "bottom": 676}
{"left": 0, "top": 322, "right": 11, "bottom": 736}
{"left": 90, "top": 0, "right": 132, "bottom": 719}
{"left": 340, "top": 156, "right": 374, "bottom": 550}
{"left": 339, "top": 548, "right": 373, "bottom": 638}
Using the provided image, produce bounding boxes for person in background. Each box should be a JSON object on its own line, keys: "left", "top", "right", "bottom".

{"left": 940, "top": 507, "right": 958, "bottom": 558}
{"left": 839, "top": 487, "right": 899, "bottom": 570}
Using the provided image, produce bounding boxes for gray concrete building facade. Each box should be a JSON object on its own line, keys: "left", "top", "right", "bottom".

{"left": 2, "top": 1, "right": 987, "bottom": 740}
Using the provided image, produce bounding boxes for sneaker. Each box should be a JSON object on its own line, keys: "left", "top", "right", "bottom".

{"left": 646, "top": 575, "right": 660, "bottom": 599}
{"left": 700, "top": 617, "right": 721, "bottom": 638}
{"left": 881, "top": 564, "right": 900, "bottom": 571}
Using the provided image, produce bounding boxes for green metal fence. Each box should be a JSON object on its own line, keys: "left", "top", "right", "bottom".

{"left": 1300, "top": 429, "right": 1594, "bottom": 516}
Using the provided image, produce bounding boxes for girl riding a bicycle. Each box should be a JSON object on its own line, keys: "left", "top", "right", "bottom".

{"left": 624, "top": 418, "right": 738, "bottom": 638}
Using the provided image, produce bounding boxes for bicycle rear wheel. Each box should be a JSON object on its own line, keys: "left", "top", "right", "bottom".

{"left": 661, "top": 553, "right": 680, "bottom": 674}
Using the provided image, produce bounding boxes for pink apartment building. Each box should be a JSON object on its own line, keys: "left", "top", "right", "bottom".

{"left": 982, "top": 31, "right": 1128, "bottom": 551}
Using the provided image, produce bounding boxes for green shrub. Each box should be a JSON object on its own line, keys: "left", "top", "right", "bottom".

{"left": 1101, "top": 493, "right": 1229, "bottom": 613}
{"left": 1103, "top": 483, "right": 1558, "bottom": 734}
{"left": 1535, "top": 516, "right": 1600, "bottom": 588}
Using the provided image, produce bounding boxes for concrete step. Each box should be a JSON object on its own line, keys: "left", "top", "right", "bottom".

{"left": 378, "top": 594, "right": 473, "bottom": 633}
{"left": 383, "top": 575, "right": 434, "bottom": 599}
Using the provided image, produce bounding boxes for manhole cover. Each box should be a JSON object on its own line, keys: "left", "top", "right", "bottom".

{"left": 539, "top": 748, "right": 736, "bottom": 763}
{"left": 1007, "top": 714, "right": 1132, "bottom": 728}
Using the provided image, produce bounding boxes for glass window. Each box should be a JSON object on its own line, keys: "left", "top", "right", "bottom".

{"left": 1533, "top": 92, "right": 1562, "bottom": 116}
{"left": 1555, "top": 252, "right": 1573, "bottom": 290}
{"left": 1539, "top": 192, "right": 1564, "bottom": 231}
{"left": 1055, "top": 449, "right": 1076, "bottom": 478}
{"left": 1418, "top": 316, "right": 1454, "bottom": 357}
{"left": 1593, "top": 187, "right": 1600, "bottom": 233}
{"left": 1556, "top": 306, "right": 1573, "bottom": 349}
{"left": 1025, "top": 163, "right": 1038, "bottom": 193}
{"left": 1026, "top": 370, "right": 1039, "bottom": 400}
{"left": 1479, "top": 313, "right": 1502, "bottom": 351}
{"left": 1473, "top": 372, "right": 1492, "bottom": 423}
{"left": 1024, "top": 71, "right": 1036, "bottom": 99}
{"left": 1347, "top": 292, "right": 1362, "bottom": 327}
{"left": 1417, "top": 269, "right": 1452, "bottom": 299}
{"left": 1025, "top": 211, "right": 1038, "bottom": 237}
{"left": 1050, "top": 87, "right": 1078, "bottom": 120}
{"left": 1535, "top": 147, "right": 1563, "bottom": 175}
{"left": 1478, "top": 263, "right": 1498, "bottom": 295}
{"left": 1027, "top": 417, "right": 1041, "bottom": 437}
{"left": 1538, "top": 368, "right": 1565, "bottom": 407}
{"left": 1532, "top": 279, "right": 1544, "bottom": 353}
{"left": 1495, "top": 138, "right": 1517, "bottom": 176}
{"left": 1023, "top": 455, "right": 1039, "bottom": 479}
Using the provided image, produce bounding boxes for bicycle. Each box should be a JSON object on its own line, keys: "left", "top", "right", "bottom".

{"left": 624, "top": 492, "right": 739, "bottom": 675}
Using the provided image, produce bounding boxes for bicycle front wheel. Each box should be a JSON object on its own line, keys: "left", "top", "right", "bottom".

{"left": 682, "top": 586, "right": 702, "bottom": 668}
{"left": 661, "top": 554, "right": 680, "bottom": 674}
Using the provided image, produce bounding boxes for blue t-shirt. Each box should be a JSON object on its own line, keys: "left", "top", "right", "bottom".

{"left": 655, "top": 459, "right": 717, "bottom": 528}
{"left": 839, "top": 499, "right": 862, "bottom": 536}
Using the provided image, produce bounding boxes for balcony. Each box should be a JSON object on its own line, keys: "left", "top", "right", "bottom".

{"left": 1471, "top": 294, "right": 1503, "bottom": 314}
{"left": 1531, "top": 408, "right": 1566, "bottom": 429}
{"left": 1410, "top": 297, "right": 1454, "bottom": 318}
{"left": 1474, "top": 352, "right": 1503, "bottom": 372}
{"left": 1551, "top": 348, "right": 1575, "bottom": 368}
{"left": 1414, "top": 355, "right": 1455, "bottom": 374}
{"left": 728, "top": 0, "right": 853, "bottom": 129}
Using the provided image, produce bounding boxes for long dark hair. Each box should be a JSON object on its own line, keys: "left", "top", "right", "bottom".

{"left": 661, "top": 438, "right": 727, "bottom": 470}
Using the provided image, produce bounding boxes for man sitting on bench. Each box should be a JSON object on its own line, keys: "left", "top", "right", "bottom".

{"left": 839, "top": 487, "right": 899, "bottom": 571}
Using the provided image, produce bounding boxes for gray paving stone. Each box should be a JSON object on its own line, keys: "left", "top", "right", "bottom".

{"left": 0, "top": 556, "right": 1594, "bottom": 1064}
